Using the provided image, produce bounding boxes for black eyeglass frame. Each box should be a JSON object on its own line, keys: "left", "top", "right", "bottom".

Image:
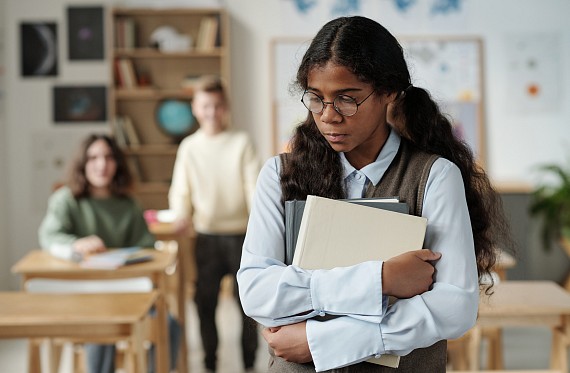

{"left": 301, "top": 90, "right": 375, "bottom": 117}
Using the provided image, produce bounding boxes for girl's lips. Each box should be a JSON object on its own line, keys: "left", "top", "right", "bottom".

{"left": 325, "top": 133, "right": 347, "bottom": 143}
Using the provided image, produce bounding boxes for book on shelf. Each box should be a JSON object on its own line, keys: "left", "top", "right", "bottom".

{"left": 79, "top": 247, "right": 153, "bottom": 270}
{"left": 288, "top": 195, "right": 428, "bottom": 369}
{"left": 117, "top": 59, "right": 137, "bottom": 89}
{"left": 284, "top": 197, "right": 409, "bottom": 265}
{"left": 112, "top": 116, "right": 128, "bottom": 148}
{"left": 121, "top": 115, "right": 140, "bottom": 146}
{"left": 196, "top": 16, "right": 219, "bottom": 50}
{"left": 114, "top": 17, "right": 136, "bottom": 49}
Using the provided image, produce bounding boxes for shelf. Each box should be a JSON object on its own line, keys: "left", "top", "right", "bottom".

{"left": 111, "top": 6, "right": 229, "bottom": 209}
{"left": 124, "top": 145, "right": 178, "bottom": 156}
{"left": 493, "top": 181, "right": 533, "bottom": 194}
{"left": 134, "top": 182, "right": 170, "bottom": 194}
{"left": 115, "top": 88, "right": 194, "bottom": 100}
{"left": 113, "top": 7, "right": 222, "bottom": 16}
{"left": 114, "top": 48, "right": 223, "bottom": 58}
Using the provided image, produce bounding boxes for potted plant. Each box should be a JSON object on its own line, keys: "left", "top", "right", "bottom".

{"left": 529, "top": 161, "right": 570, "bottom": 256}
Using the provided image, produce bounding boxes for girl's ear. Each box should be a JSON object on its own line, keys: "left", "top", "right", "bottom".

{"left": 386, "top": 93, "right": 409, "bottom": 139}
{"left": 386, "top": 91, "right": 399, "bottom": 104}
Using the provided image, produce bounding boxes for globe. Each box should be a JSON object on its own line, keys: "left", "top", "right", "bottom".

{"left": 156, "top": 99, "right": 195, "bottom": 138}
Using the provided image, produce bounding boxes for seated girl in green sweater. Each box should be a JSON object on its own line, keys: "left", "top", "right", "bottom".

{"left": 38, "top": 133, "right": 179, "bottom": 373}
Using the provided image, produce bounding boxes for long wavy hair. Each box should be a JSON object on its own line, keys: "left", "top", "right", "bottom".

{"left": 280, "top": 16, "right": 512, "bottom": 285}
{"left": 68, "top": 134, "right": 133, "bottom": 199}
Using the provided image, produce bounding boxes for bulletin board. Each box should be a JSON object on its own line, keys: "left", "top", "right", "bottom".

{"left": 399, "top": 36, "right": 486, "bottom": 165}
{"left": 270, "top": 37, "right": 311, "bottom": 154}
{"left": 270, "top": 36, "right": 485, "bottom": 164}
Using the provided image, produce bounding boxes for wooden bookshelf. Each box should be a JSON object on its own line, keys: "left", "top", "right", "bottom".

{"left": 109, "top": 7, "right": 230, "bottom": 209}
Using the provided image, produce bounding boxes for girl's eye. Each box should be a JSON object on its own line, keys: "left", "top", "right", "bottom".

{"left": 336, "top": 95, "right": 355, "bottom": 104}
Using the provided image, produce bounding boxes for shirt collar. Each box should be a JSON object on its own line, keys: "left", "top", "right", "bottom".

{"left": 340, "top": 129, "right": 401, "bottom": 186}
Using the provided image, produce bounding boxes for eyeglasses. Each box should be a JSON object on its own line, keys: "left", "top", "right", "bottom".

{"left": 301, "top": 90, "right": 374, "bottom": 117}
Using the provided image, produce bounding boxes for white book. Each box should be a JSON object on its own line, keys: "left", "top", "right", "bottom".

{"left": 293, "top": 195, "right": 427, "bottom": 269}
{"left": 79, "top": 247, "right": 152, "bottom": 270}
{"left": 292, "top": 195, "right": 428, "bottom": 368}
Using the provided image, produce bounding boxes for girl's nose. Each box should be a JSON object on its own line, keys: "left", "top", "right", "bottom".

{"left": 320, "top": 103, "right": 342, "bottom": 124}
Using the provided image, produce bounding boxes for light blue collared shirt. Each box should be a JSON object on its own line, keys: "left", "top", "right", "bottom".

{"left": 237, "top": 130, "right": 478, "bottom": 371}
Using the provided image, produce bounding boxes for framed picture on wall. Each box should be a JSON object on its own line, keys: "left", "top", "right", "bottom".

{"left": 67, "top": 6, "right": 104, "bottom": 60}
{"left": 53, "top": 85, "right": 107, "bottom": 123}
{"left": 270, "top": 36, "right": 485, "bottom": 165}
{"left": 399, "top": 36, "right": 485, "bottom": 166}
{"left": 20, "top": 22, "right": 58, "bottom": 77}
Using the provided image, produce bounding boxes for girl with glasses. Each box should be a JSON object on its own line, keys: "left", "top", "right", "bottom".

{"left": 238, "top": 16, "right": 510, "bottom": 372}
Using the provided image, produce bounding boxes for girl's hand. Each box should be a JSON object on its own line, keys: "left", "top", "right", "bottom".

{"left": 262, "top": 322, "right": 312, "bottom": 363}
{"left": 382, "top": 249, "right": 441, "bottom": 298}
{"left": 72, "top": 235, "right": 106, "bottom": 256}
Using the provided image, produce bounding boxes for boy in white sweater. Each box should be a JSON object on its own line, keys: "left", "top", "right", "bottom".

{"left": 169, "top": 75, "right": 260, "bottom": 373}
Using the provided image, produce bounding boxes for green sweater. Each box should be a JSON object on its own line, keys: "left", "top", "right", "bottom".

{"left": 38, "top": 187, "right": 155, "bottom": 251}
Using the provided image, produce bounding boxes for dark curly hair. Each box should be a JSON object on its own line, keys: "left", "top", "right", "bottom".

{"left": 67, "top": 134, "right": 133, "bottom": 199}
{"left": 280, "top": 16, "right": 512, "bottom": 286}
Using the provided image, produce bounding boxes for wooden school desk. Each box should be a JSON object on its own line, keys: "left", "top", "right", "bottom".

{"left": 474, "top": 281, "right": 570, "bottom": 371}
{"left": 11, "top": 249, "right": 183, "bottom": 373}
{"left": 0, "top": 291, "right": 158, "bottom": 373}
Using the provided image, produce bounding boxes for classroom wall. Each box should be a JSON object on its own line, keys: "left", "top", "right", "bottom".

{"left": 1, "top": 0, "right": 569, "bottom": 290}
{"left": 0, "top": 0, "right": 8, "bottom": 291}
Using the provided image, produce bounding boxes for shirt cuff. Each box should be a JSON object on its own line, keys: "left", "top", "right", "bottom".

{"left": 310, "top": 261, "right": 383, "bottom": 316}
{"left": 307, "top": 316, "right": 386, "bottom": 372}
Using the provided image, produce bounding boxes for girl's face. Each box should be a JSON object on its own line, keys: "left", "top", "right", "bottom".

{"left": 192, "top": 90, "right": 227, "bottom": 135}
{"left": 85, "top": 139, "right": 117, "bottom": 194}
{"left": 306, "top": 61, "right": 394, "bottom": 169}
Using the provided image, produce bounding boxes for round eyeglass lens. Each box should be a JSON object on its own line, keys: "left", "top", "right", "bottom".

{"left": 302, "top": 92, "right": 324, "bottom": 113}
{"left": 334, "top": 95, "right": 358, "bottom": 116}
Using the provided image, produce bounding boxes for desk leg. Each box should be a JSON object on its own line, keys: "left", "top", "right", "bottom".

{"left": 484, "top": 327, "right": 503, "bottom": 369}
{"left": 466, "top": 326, "right": 482, "bottom": 371}
{"left": 28, "top": 339, "right": 42, "bottom": 373}
{"left": 551, "top": 326, "right": 569, "bottom": 372}
{"left": 130, "top": 319, "right": 147, "bottom": 373}
{"left": 156, "top": 278, "right": 170, "bottom": 373}
{"left": 176, "top": 236, "right": 190, "bottom": 373}
{"left": 46, "top": 339, "right": 63, "bottom": 373}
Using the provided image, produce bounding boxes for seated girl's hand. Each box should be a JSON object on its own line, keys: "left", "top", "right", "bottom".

{"left": 262, "top": 321, "right": 312, "bottom": 363}
{"left": 72, "top": 235, "right": 106, "bottom": 256}
{"left": 382, "top": 249, "right": 441, "bottom": 299}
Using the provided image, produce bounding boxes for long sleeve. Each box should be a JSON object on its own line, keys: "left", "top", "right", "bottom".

{"left": 38, "top": 187, "right": 81, "bottom": 252}
{"left": 38, "top": 187, "right": 156, "bottom": 257}
{"left": 238, "top": 150, "right": 478, "bottom": 371}
{"left": 241, "top": 135, "right": 261, "bottom": 212}
{"left": 238, "top": 158, "right": 385, "bottom": 324}
{"left": 169, "top": 137, "right": 194, "bottom": 222}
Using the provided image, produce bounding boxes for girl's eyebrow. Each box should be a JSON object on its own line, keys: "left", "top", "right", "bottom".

{"left": 306, "top": 86, "right": 365, "bottom": 95}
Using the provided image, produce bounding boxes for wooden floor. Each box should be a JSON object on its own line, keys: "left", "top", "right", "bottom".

{"left": 0, "top": 293, "right": 568, "bottom": 372}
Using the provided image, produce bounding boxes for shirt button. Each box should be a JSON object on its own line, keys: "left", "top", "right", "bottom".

{"left": 374, "top": 354, "right": 381, "bottom": 359}
{"left": 319, "top": 311, "right": 325, "bottom": 317}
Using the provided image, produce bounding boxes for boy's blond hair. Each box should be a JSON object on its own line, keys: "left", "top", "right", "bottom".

{"left": 193, "top": 75, "right": 227, "bottom": 103}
